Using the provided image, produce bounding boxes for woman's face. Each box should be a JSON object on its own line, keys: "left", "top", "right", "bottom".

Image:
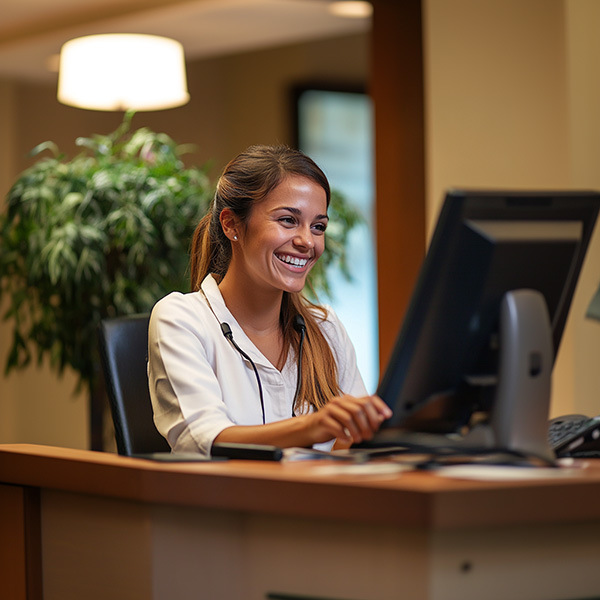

{"left": 234, "top": 174, "right": 328, "bottom": 294}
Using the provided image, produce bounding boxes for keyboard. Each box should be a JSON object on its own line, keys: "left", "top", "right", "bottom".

{"left": 548, "top": 414, "right": 600, "bottom": 457}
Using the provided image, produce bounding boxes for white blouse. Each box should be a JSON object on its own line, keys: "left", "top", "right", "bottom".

{"left": 148, "top": 274, "right": 368, "bottom": 456}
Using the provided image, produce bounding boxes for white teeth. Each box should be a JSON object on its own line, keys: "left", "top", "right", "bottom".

{"left": 277, "top": 254, "right": 308, "bottom": 267}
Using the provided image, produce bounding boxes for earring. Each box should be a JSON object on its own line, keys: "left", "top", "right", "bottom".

{"left": 233, "top": 235, "right": 238, "bottom": 241}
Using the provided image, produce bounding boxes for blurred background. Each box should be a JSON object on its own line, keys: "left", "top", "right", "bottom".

{"left": 1, "top": 0, "right": 599, "bottom": 450}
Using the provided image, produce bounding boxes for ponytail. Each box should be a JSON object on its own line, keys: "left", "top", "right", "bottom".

{"left": 190, "top": 202, "right": 231, "bottom": 290}
{"left": 190, "top": 214, "right": 211, "bottom": 291}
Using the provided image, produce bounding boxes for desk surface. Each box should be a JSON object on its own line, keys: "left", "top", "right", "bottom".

{"left": 2, "top": 443, "right": 600, "bottom": 530}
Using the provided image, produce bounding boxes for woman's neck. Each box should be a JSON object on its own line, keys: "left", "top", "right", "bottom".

{"left": 219, "top": 272, "right": 282, "bottom": 331}
{"left": 218, "top": 270, "right": 286, "bottom": 368}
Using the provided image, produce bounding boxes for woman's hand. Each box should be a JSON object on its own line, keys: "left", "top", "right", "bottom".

{"left": 305, "top": 394, "right": 393, "bottom": 447}
{"left": 214, "top": 395, "right": 392, "bottom": 450}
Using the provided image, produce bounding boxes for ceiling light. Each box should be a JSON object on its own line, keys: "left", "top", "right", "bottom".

{"left": 57, "top": 34, "right": 190, "bottom": 111}
{"left": 328, "top": 1, "right": 373, "bottom": 19}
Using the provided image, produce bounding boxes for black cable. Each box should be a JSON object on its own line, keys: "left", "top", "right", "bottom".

{"left": 220, "top": 316, "right": 306, "bottom": 424}
{"left": 221, "top": 322, "right": 265, "bottom": 425}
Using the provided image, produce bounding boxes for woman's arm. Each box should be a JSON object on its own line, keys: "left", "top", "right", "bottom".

{"left": 149, "top": 293, "right": 243, "bottom": 456}
{"left": 214, "top": 394, "right": 392, "bottom": 448}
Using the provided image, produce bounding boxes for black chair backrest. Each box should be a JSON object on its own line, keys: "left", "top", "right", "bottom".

{"left": 97, "top": 314, "right": 170, "bottom": 456}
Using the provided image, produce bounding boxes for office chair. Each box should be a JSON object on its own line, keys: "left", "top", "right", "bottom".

{"left": 97, "top": 314, "right": 170, "bottom": 456}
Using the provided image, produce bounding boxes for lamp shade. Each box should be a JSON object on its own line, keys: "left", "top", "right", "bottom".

{"left": 57, "top": 33, "right": 190, "bottom": 111}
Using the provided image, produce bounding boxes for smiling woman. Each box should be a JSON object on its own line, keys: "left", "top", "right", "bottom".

{"left": 219, "top": 175, "right": 328, "bottom": 298}
{"left": 148, "top": 145, "right": 391, "bottom": 457}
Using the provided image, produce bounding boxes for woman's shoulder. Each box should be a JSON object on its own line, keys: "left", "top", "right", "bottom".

{"left": 153, "top": 289, "right": 203, "bottom": 311}
{"left": 151, "top": 290, "right": 210, "bottom": 325}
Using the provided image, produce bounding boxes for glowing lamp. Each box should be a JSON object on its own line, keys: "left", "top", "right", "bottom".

{"left": 58, "top": 33, "right": 189, "bottom": 111}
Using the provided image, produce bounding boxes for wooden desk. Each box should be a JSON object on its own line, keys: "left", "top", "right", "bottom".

{"left": 2, "top": 444, "right": 600, "bottom": 600}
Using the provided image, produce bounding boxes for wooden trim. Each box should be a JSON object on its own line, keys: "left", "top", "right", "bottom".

{"left": 0, "top": 484, "right": 42, "bottom": 600}
{"left": 24, "top": 487, "right": 42, "bottom": 600}
{"left": 0, "top": 484, "right": 27, "bottom": 600}
{"left": 370, "top": 0, "right": 427, "bottom": 369}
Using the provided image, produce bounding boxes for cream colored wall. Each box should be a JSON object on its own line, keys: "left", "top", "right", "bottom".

{"left": 0, "top": 33, "right": 369, "bottom": 449}
{"left": 423, "top": 0, "right": 570, "bottom": 218}
{"left": 423, "top": 0, "right": 600, "bottom": 417}
{"left": 564, "top": 0, "right": 600, "bottom": 417}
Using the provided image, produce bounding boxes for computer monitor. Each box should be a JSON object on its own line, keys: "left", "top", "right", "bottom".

{"left": 374, "top": 189, "right": 600, "bottom": 460}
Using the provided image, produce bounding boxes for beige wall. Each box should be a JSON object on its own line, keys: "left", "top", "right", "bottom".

{"left": 564, "top": 0, "right": 600, "bottom": 417}
{"left": 424, "top": 0, "right": 600, "bottom": 417}
{"left": 424, "top": 0, "right": 570, "bottom": 218}
{"left": 0, "top": 33, "right": 369, "bottom": 449}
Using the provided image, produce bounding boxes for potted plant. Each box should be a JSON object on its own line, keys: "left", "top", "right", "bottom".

{"left": 0, "top": 113, "right": 362, "bottom": 449}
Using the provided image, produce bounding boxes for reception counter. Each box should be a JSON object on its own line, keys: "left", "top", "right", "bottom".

{"left": 2, "top": 443, "right": 600, "bottom": 599}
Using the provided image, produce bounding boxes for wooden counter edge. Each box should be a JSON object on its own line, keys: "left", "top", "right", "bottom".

{"left": 2, "top": 444, "right": 600, "bottom": 530}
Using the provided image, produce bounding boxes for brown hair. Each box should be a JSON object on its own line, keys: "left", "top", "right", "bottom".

{"left": 190, "top": 145, "right": 341, "bottom": 412}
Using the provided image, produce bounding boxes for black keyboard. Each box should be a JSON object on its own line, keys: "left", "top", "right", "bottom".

{"left": 548, "top": 414, "right": 600, "bottom": 457}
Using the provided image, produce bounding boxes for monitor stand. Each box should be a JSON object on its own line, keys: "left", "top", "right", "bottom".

{"left": 464, "top": 289, "right": 555, "bottom": 462}
{"left": 368, "top": 290, "right": 555, "bottom": 463}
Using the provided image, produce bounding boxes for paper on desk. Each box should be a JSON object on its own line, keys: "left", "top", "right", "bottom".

{"left": 282, "top": 448, "right": 413, "bottom": 475}
{"left": 283, "top": 447, "right": 344, "bottom": 461}
{"left": 283, "top": 446, "right": 411, "bottom": 462}
{"left": 309, "top": 463, "right": 413, "bottom": 477}
{"left": 434, "top": 464, "right": 584, "bottom": 481}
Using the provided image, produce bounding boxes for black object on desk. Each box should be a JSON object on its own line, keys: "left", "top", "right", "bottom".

{"left": 132, "top": 452, "right": 224, "bottom": 462}
{"left": 211, "top": 442, "right": 283, "bottom": 461}
{"left": 133, "top": 443, "right": 284, "bottom": 462}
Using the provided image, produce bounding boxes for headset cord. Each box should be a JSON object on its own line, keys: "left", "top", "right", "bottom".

{"left": 221, "top": 322, "right": 266, "bottom": 425}
{"left": 221, "top": 315, "right": 306, "bottom": 424}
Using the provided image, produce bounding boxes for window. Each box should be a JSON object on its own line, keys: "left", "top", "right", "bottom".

{"left": 295, "top": 86, "right": 378, "bottom": 391}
